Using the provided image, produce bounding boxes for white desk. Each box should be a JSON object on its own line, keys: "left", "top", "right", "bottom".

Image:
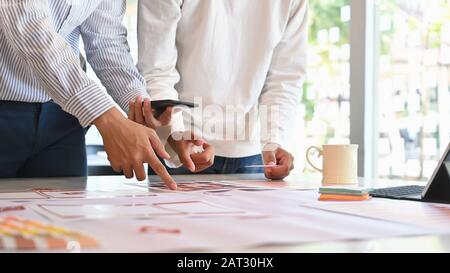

{"left": 0, "top": 174, "right": 448, "bottom": 252}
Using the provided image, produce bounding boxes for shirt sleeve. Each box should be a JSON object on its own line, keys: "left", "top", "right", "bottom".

{"left": 80, "top": 0, "right": 149, "bottom": 113}
{"left": 137, "top": 0, "right": 183, "bottom": 102}
{"left": 259, "top": 0, "right": 308, "bottom": 148}
{"left": 0, "top": 0, "right": 116, "bottom": 127}
{"left": 138, "top": 0, "right": 185, "bottom": 168}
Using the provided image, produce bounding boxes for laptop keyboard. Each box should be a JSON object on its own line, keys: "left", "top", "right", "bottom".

{"left": 369, "top": 185, "right": 424, "bottom": 198}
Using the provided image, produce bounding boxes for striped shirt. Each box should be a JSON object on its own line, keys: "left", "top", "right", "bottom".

{"left": 0, "top": 0, "right": 148, "bottom": 127}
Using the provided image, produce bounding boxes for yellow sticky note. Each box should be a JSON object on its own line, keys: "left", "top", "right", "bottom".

{"left": 319, "top": 194, "right": 371, "bottom": 201}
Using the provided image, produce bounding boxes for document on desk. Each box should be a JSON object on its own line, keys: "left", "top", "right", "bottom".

{"left": 304, "top": 198, "right": 450, "bottom": 233}
{"left": 58, "top": 203, "right": 431, "bottom": 252}
{"left": 145, "top": 180, "right": 265, "bottom": 192}
{"left": 30, "top": 197, "right": 256, "bottom": 222}
{"left": 0, "top": 187, "right": 439, "bottom": 252}
{"left": 127, "top": 179, "right": 309, "bottom": 193}
{"left": 38, "top": 189, "right": 158, "bottom": 199}
{"left": 0, "top": 191, "right": 48, "bottom": 200}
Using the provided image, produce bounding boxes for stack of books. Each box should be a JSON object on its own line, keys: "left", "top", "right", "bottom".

{"left": 318, "top": 186, "right": 372, "bottom": 201}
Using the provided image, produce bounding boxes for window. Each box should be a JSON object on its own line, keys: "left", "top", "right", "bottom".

{"left": 375, "top": 0, "right": 450, "bottom": 180}
{"left": 302, "top": 0, "right": 351, "bottom": 173}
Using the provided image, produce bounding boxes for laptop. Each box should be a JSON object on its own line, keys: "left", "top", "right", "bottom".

{"left": 369, "top": 143, "right": 450, "bottom": 204}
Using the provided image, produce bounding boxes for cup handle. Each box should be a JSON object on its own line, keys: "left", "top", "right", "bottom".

{"left": 306, "top": 146, "right": 323, "bottom": 173}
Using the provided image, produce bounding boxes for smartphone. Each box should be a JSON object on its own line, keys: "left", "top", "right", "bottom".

{"left": 147, "top": 99, "right": 198, "bottom": 117}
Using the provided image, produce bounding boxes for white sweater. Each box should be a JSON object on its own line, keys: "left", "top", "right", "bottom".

{"left": 137, "top": 0, "right": 308, "bottom": 159}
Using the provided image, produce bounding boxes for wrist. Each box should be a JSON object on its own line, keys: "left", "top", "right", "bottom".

{"left": 93, "top": 108, "right": 124, "bottom": 134}
{"left": 167, "top": 131, "right": 186, "bottom": 150}
{"left": 170, "top": 131, "right": 188, "bottom": 142}
{"left": 262, "top": 142, "right": 281, "bottom": 152}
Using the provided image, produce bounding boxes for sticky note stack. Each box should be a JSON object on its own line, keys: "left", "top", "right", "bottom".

{"left": 0, "top": 216, "right": 99, "bottom": 250}
{"left": 318, "top": 186, "right": 372, "bottom": 201}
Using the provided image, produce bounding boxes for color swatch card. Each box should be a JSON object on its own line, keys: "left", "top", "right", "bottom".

{"left": 0, "top": 216, "right": 99, "bottom": 250}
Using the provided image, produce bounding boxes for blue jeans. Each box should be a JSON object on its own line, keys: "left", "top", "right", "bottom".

{"left": 149, "top": 154, "right": 264, "bottom": 175}
{"left": 0, "top": 101, "right": 87, "bottom": 178}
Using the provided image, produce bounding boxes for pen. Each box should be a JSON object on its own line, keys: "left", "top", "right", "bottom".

{"left": 243, "top": 165, "right": 278, "bottom": 168}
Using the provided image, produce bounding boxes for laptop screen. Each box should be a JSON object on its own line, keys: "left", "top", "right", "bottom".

{"left": 422, "top": 143, "right": 450, "bottom": 198}
{"left": 441, "top": 148, "right": 450, "bottom": 178}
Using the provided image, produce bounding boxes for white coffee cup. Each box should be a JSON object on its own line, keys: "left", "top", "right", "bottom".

{"left": 306, "top": 144, "right": 358, "bottom": 185}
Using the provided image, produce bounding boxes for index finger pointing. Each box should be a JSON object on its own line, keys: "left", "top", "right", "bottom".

{"left": 146, "top": 151, "right": 177, "bottom": 190}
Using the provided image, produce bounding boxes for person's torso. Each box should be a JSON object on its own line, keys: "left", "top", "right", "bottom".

{"left": 175, "top": 0, "right": 294, "bottom": 156}
{"left": 176, "top": 0, "right": 292, "bottom": 105}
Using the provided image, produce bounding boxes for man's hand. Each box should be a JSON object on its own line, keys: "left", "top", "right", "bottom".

{"left": 93, "top": 108, "right": 177, "bottom": 189}
{"left": 128, "top": 96, "right": 172, "bottom": 128}
{"left": 168, "top": 131, "right": 215, "bottom": 173}
{"left": 262, "top": 144, "right": 294, "bottom": 180}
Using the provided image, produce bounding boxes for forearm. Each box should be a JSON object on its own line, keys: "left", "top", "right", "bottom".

{"left": 137, "top": 0, "right": 182, "bottom": 101}
{"left": 259, "top": 0, "right": 308, "bottom": 147}
{"left": 81, "top": 0, "right": 148, "bottom": 113}
{"left": 259, "top": 89, "right": 302, "bottom": 147}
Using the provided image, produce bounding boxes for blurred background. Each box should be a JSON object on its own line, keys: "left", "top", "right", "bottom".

{"left": 84, "top": 0, "right": 450, "bottom": 182}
